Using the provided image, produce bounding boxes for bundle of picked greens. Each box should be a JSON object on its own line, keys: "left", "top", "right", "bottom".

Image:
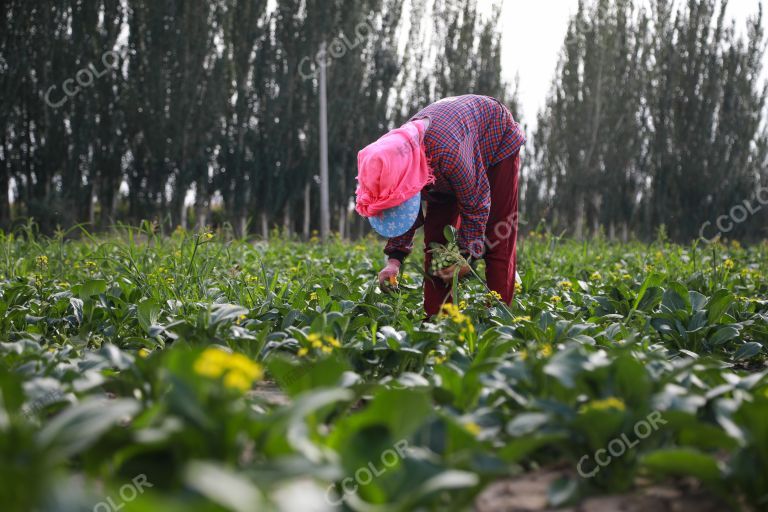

{"left": 429, "top": 239, "right": 465, "bottom": 275}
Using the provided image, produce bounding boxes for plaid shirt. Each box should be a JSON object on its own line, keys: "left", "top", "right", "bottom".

{"left": 384, "top": 95, "right": 526, "bottom": 260}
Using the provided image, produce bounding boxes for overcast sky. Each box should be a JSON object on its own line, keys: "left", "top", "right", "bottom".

{"left": 499, "top": 0, "right": 765, "bottom": 123}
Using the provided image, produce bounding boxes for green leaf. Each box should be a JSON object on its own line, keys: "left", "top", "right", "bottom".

{"left": 506, "top": 412, "right": 550, "bottom": 436}
{"left": 78, "top": 279, "right": 107, "bottom": 298}
{"left": 641, "top": 448, "right": 722, "bottom": 482}
{"left": 184, "top": 461, "right": 264, "bottom": 512}
{"left": 544, "top": 347, "right": 588, "bottom": 388}
{"left": 662, "top": 282, "right": 690, "bottom": 312}
{"left": 210, "top": 303, "right": 249, "bottom": 326}
{"left": 733, "top": 342, "right": 762, "bottom": 361}
{"left": 707, "top": 289, "right": 735, "bottom": 324}
{"left": 633, "top": 273, "right": 664, "bottom": 310}
{"left": 137, "top": 299, "right": 161, "bottom": 333}
{"left": 709, "top": 325, "right": 740, "bottom": 346}
{"left": 443, "top": 225, "right": 456, "bottom": 243}
{"left": 548, "top": 477, "right": 578, "bottom": 507}
{"left": 37, "top": 398, "right": 140, "bottom": 460}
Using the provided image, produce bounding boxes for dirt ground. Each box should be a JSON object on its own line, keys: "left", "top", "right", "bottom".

{"left": 475, "top": 467, "right": 734, "bottom": 512}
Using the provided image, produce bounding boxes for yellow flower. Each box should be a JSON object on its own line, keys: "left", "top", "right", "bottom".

{"left": 539, "top": 344, "right": 553, "bottom": 357}
{"left": 325, "top": 336, "right": 341, "bottom": 348}
{"left": 580, "top": 397, "right": 626, "bottom": 413}
{"left": 306, "top": 333, "right": 322, "bottom": 347}
{"left": 515, "top": 282, "right": 523, "bottom": 294}
{"left": 458, "top": 300, "right": 467, "bottom": 310}
{"left": 202, "top": 232, "right": 214, "bottom": 241}
{"left": 440, "top": 304, "right": 475, "bottom": 344}
{"left": 723, "top": 258, "right": 735, "bottom": 270}
{"left": 35, "top": 255, "right": 49, "bottom": 268}
{"left": 193, "top": 349, "right": 228, "bottom": 378}
{"left": 440, "top": 304, "right": 467, "bottom": 323}
{"left": 590, "top": 271, "right": 602, "bottom": 281}
{"left": 429, "top": 350, "right": 447, "bottom": 364}
{"left": 193, "top": 347, "right": 263, "bottom": 392}
{"left": 558, "top": 280, "right": 572, "bottom": 290}
{"left": 223, "top": 371, "right": 252, "bottom": 392}
{"left": 138, "top": 348, "right": 151, "bottom": 358}
{"left": 487, "top": 290, "right": 503, "bottom": 301}
{"left": 309, "top": 292, "right": 318, "bottom": 301}
{"left": 730, "top": 240, "right": 742, "bottom": 250}
{"left": 228, "top": 353, "right": 262, "bottom": 380}
{"left": 321, "top": 346, "right": 333, "bottom": 354}
{"left": 236, "top": 314, "right": 247, "bottom": 324}
{"left": 297, "top": 347, "right": 309, "bottom": 357}
{"left": 464, "top": 422, "right": 482, "bottom": 436}
{"left": 550, "top": 295, "right": 562, "bottom": 304}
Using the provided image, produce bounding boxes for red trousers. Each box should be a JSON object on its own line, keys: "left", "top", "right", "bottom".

{"left": 423, "top": 153, "right": 520, "bottom": 316}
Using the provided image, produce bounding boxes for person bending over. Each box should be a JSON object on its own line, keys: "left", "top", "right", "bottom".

{"left": 355, "top": 95, "right": 526, "bottom": 316}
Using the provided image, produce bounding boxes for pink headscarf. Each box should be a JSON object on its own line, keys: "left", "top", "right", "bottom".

{"left": 355, "top": 121, "right": 434, "bottom": 217}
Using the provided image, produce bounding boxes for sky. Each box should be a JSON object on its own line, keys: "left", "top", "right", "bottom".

{"left": 499, "top": 0, "right": 765, "bottom": 124}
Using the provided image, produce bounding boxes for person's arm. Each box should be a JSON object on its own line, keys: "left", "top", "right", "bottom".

{"left": 443, "top": 137, "right": 490, "bottom": 259}
{"left": 383, "top": 208, "right": 425, "bottom": 263}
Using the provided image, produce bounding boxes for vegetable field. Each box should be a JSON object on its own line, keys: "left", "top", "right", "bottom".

{"left": 2, "top": 226, "right": 768, "bottom": 511}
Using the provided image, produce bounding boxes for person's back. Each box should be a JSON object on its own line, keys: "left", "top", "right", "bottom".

{"left": 410, "top": 95, "right": 524, "bottom": 173}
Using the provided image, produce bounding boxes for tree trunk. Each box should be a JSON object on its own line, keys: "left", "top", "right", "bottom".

{"left": 303, "top": 182, "right": 311, "bottom": 240}
{"left": 338, "top": 206, "right": 346, "bottom": 240}
{"left": 574, "top": 193, "right": 585, "bottom": 240}
{"left": 194, "top": 181, "right": 209, "bottom": 232}
{"left": 180, "top": 191, "right": 188, "bottom": 230}
{"left": 260, "top": 212, "right": 269, "bottom": 240}
{"left": 89, "top": 175, "right": 98, "bottom": 227}
{"left": 0, "top": 169, "right": 10, "bottom": 229}
{"left": 283, "top": 205, "right": 292, "bottom": 237}
{"left": 238, "top": 213, "right": 248, "bottom": 238}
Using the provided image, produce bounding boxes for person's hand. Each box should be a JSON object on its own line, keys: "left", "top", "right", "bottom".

{"left": 378, "top": 259, "right": 401, "bottom": 292}
{"left": 434, "top": 264, "right": 471, "bottom": 284}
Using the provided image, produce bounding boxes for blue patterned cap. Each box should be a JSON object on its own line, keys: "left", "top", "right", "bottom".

{"left": 369, "top": 194, "right": 421, "bottom": 238}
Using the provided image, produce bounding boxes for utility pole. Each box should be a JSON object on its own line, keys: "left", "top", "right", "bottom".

{"left": 318, "top": 41, "right": 330, "bottom": 242}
